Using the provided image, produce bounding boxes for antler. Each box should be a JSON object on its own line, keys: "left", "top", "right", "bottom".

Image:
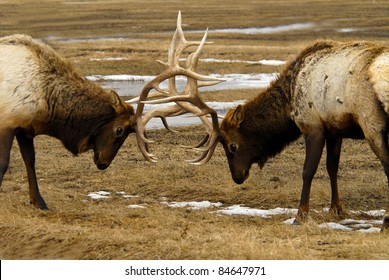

{"left": 134, "top": 11, "right": 222, "bottom": 164}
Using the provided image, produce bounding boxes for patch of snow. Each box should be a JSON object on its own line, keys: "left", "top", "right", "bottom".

{"left": 126, "top": 204, "right": 146, "bottom": 209}
{"left": 340, "top": 219, "right": 382, "bottom": 226}
{"left": 122, "top": 195, "right": 140, "bottom": 199}
{"left": 87, "top": 191, "right": 111, "bottom": 200}
{"left": 208, "top": 23, "right": 317, "bottom": 35}
{"left": 319, "top": 222, "right": 353, "bottom": 232}
{"left": 214, "top": 205, "right": 383, "bottom": 233}
{"left": 337, "top": 28, "right": 358, "bottom": 33}
{"left": 162, "top": 201, "right": 223, "bottom": 210}
{"left": 199, "top": 58, "right": 286, "bottom": 66}
{"left": 116, "top": 191, "right": 139, "bottom": 198}
{"left": 258, "top": 59, "right": 286, "bottom": 66}
{"left": 86, "top": 74, "right": 155, "bottom": 82}
{"left": 350, "top": 209, "right": 386, "bottom": 217}
{"left": 357, "top": 227, "right": 381, "bottom": 233}
{"left": 283, "top": 218, "right": 296, "bottom": 225}
{"left": 214, "top": 205, "right": 298, "bottom": 218}
{"left": 90, "top": 57, "right": 127, "bottom": 61}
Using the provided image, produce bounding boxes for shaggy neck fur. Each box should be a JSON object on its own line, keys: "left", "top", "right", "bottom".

{"left": 241, "top": 86, "right": 301, "bottom": 165}
{"left": 26, "top": 38, "right": 118, "bottom": 154}
{"left": 44, "top": 78, "right": 116, "bottom": 155}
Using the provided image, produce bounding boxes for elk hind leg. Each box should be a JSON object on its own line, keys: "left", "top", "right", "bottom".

{"left": 0, "top": 128, "right": 14, "bottom": 188}
{"left": 16, "top": 132, "right": 48, "bottom": 210}
{"left": 326, "top": 137, "right": 343, "bottom": 216}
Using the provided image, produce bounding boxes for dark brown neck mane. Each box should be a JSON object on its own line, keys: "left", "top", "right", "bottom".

{"left": 241, "top": 86, "right": 301, "bottom": 165}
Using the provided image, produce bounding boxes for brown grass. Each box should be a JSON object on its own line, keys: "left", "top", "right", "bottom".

{"left": 1, "top": 0, "right": 389, "bottom": 260}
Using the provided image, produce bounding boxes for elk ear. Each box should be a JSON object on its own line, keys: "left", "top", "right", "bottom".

{"left": 231, "top": 105, "right": 244, "bottom": 128}
{"left": 110, "top": 90, "right": 125, "bottom": 114}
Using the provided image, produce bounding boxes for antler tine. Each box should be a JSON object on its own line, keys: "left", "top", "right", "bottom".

{"left": 126, "top": 90, "right": 169, "bottom": 104}
{"left": 160, "top": 116, "right": 179, "bottom": 133}
{"left": 140, "top": 104, "right": 185, "bottom": 133}
{"left": 168, "top": 11, "right": 205, "bottom": 68}
{"left": 186, "top": 132, "right": 219, "bottom": 165}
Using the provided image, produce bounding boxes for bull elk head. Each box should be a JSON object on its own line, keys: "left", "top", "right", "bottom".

{"left": 131, "top": 11, "right": 223, "bottom": 164}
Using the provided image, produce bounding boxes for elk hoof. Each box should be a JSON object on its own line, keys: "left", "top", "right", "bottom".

{"left": 381, "top": 216, "right": 389, "bottom": 232}
{"left": 31, "top": 199, "right": 49, "bottom": 210}
{"left": 329, "top": 206, "right": 343, "bottom": 217}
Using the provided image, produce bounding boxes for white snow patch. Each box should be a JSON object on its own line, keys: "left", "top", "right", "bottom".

{"left": 350, "top": 209, "right": 386, "bottom": 217}
{"left": 337, "top": 28, "right": 358, "bottom": 33}
{"left": 319, "top": 217, "right": 383, "bottom": 233}
{"left": 87, "top": 191, "right": 111, "bottom": 200}
{"left": 209, "top": 73, "right": 278, "bottom": 89}
{"left": 122, "top": 195, "right": 140, "bottom": 199}
{"left": 340, "top": 219, "right": 383, "bottom": 226}
{"left": 87, "top": 74, "right": 155, "bottom": 82}
{"left": 319, "top": 222, "right": 382, "bottom": 233}
{"left": 116, "top": 191, "right": 139, "bottom": 198}
{"left": 162, "top": 201, "right": 223, "bottom": 210}
{"left": 126, "top": 204, "right": 146, "bottom": 209}
{"left": 212, "top": 205, "right": 383, "bottom": 233}
{"left": 319, "top": 222, "right": 353, "bottom": 231}
{"left": 90, "top": 57, "right": 127, "bottom": 61}
{"left": 209, "top": 23, "right": 316, "bottom": 34}
{"left": 88, "top": 191, "right": 141, "bottom": 200}
{"left": 357, "top": 227, "right": 381, "bottom": 233}
{"left": 199, "top": 58, "right": 286, "bottom": 66}
{"left": 283, "top": 218, "right": 296, "bottom": 225}
{"left": 214, "top": 205, "right": 298, "bottom": 218}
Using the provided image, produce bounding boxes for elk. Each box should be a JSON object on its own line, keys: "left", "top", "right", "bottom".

{"left": 217, "top": 41, "right": 389, "bottom": 230}
{"left": 0, "top": 34, "right": 135, "bottom": 209}
{"left": 136, "top": 13, "right": 389, "bottom": 230}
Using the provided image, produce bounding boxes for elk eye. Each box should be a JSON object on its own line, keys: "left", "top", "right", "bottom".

{"left": 229, "top": 143, "right": 237, "bottom": 153}
{"left": 115, "top": 127, "right": 124, "bottom": 137}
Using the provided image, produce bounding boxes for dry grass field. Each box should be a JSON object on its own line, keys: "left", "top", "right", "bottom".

{"left": 1, "top": 0, "right": 389, "bottom": 260}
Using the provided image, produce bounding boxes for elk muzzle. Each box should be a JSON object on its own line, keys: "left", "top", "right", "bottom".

{"left": 231, "top": 167, "right": 250, "bottom": 184}
{"left": 93, "top": 148, "right": 114, "bottom": 170}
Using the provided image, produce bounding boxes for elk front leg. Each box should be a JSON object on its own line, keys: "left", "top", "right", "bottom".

{"left": 16, "top": 132, "right": 48, "bottom": 210}
{"left": 295, "top": 129, "right": 325, "bottom": 224}
{"left": 0, "top": 128, "right": 15, "bottom": 188}
{"left": 326, "top": 136, "right": 343, "bottom": 216}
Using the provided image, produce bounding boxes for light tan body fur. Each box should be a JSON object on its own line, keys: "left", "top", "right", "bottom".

{"left": 292, "top": 42, "right": 388, "bottom": 138}
{"left": 0, "top": 37, "right": 47, "bottom": 134}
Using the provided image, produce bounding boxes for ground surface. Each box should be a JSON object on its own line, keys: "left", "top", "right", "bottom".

{"left": 1, "top": 0, "right": 389, "bottom": 259}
